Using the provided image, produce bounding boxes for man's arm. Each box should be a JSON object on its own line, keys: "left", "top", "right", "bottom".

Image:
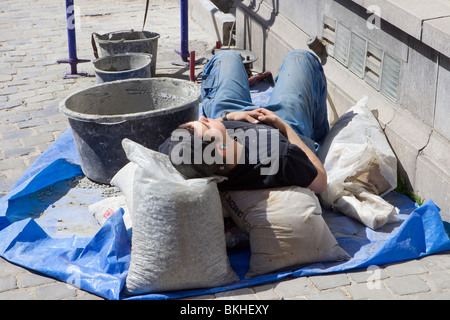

{"left": 252, "top": 108, "right": 327, "bottom": 194}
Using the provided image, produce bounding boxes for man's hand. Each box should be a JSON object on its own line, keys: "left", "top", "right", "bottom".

{"left": 225, "top": 108, "right": 287, "bottom": 133}
{"left": 251, "top": 108, "right": 288, "bottom": 134}
{"left": 224, "top": 110, "right": 262, "bottom": 124}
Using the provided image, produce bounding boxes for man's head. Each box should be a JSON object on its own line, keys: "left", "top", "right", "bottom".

{"left": 167, "top": 116, "right": 231, "bottom": 178}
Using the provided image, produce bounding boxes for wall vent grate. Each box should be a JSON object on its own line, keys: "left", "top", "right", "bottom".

{"left": 334, "top": 22, "right": 351, "bottom": 67}
{"left": 348, "top": 33, "right": 367, "bottom": 78}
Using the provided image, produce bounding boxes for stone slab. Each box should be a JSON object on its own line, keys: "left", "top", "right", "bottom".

{"left": 415, "top": 131, "right": 450, "bottom": 219}
{"left": 384, "top": 276, "right": 430, "bottom": 296}
{"left": 188, "top": 0, "right": 235, "bottom": 45}
{"left": 384, "top": 106, "right": 432, "bottom": 186}
{"left": 423, "top": 17, "right": 450, "bottom": 58}
{"left": 353, "top": 0, "right": 450, "bottom": 41}
{"left": 434, "top": 54, "right": 450, "bottom": 140}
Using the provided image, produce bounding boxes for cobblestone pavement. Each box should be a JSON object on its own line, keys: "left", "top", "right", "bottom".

{"left": 1, "top": 0, "right": 450, "bottom": 300}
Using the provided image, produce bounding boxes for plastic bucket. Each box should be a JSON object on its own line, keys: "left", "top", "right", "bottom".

{"left": 92, "top": 30, "right": 160, "bottom": 76}
{"left": 93, "top": 53, "right": 152, "bottom": 83}
{"left": 60, "top": 78, "right": 200, "bottom": 184}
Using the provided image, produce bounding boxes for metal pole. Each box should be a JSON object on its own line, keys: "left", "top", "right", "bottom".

{"left": 173, "top": 0, "right": 200, "bottom": 69}
{"left": 66, "top": 0, "right": 78, "bottom": 74}
{"left": 57, "top": 0, "right": 89, "bottom": 78}
{"left": 173, "top": 0, "right": 190, "bottom": 65}
{"left": 180, "top": 0, "right": 189, "bottom": 62}
{"left": 189, "top": 51, "right": 195, "bottom": 82}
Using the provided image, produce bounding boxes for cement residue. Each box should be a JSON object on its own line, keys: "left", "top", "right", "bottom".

{"left": 14, "top": 176, "right": 124, "bottom": 238}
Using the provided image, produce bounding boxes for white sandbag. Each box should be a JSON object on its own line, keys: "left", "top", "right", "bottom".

{"left": 110, "top": 162, "right": 137, "bottom": 221}
{"left": 121, "top": 139, "right": 238, "bottom": 295}
{"left": 318, "top": 97, "right": 399, "bottom": 229}
{"left": 220, "top": 186, "right": 350, "bottom": 278}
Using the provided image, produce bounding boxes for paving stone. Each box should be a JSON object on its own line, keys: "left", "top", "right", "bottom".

{"left": 384, "top": 276, "right": 430, "bottom": 296}
{"left": 0, "top": 276, "right": 17, "bottom": 293}
{"left": 18, "top": 83, "right": 46, "bottom": 92}
{"left": 37, "top": 85, "right": 65, "bottom": 95}
{"left": 307, "top": 288, "right": 350, "bottom": 300}
{"left": 0, "top": 138, "right": 22, "bottom": 150}
{"left": 16, "top": 71, "right": 41, "bottom": 80}
{"left": 3, "top": 56, "right": 22, "bottom": 63}
{"left": 1, "top": 128, "right": 33, "bottom": 140}
{"left": 0, "top": 87, "right": 18, "bottom": 95}
{"left": 421, "top": 271, "right": 450, "bottom": 291}
{"left": 0, "top": 158, "right": 26, "bottom": 171}
{"left": 273, "top": 277, "right": 315, "bottom": 298}
{"left": 0, "top": 289, "right": 34, "bottom": 300}
{"left": 347, "top": 266, "right": 389, "bottom": 283}
{"left": 214, "top": 287, "right": 257, "bottom": 300}
{"left": 0, "top": 260, "right": 28, "bottom": 277}
{"left": 0, "top": 74, "right": 13, "bottom": 82}
{"left": 17, "top": 118, "right": 49, "bottom": 129}
{"left": 66, "top": 290, "right": 105, "bottom": 300}
{"left": 12, "top": 90, "right": 37, "bottom": 101}
{"left": 26, "top": 93, "right": 54, "bottom": 103}
{"left": 0, "top": 100, "right": 22, "bottom": 110}
{"left": 4, "top": 147, "right": 35, "bottom": 158}
{"left": 17, "top": 272, "right": 56, "bottom": 288}
{"left": 346, "top": 282, "right": 394, "bottom": 300}
{"left": 384, "top": 260, "right": 428, "bottom": 277}
{"left": 0, "top": 179, "right": 15, "bottom": 194}
{"left": 308, "top": 273, "right": 351, "bottom": 290}
{"left": 35, "top": 122, "right": 67, "bottom": 134}
{"left": 253, "top": 284, "right": 281, "bottom": 300}
{"left": 35, "top": 283, "right": 77, "bottom": 300}
{"left": 22, "top": 132, "right": 55, "bottom": 146}
{"left": 415, "top": 291, "right": 450, "bottom": 300}
{"left": 420, "top": 252, "right": 450, "bottom": 272}
{"left": 1, "top": 112, "right": 32, "bottom": 124}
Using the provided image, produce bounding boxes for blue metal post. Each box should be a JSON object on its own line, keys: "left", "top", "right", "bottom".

{"left": 67, "top": 0, "right": 78, "bottom": 74}
{"left": 57, "top": 0, "right": 89, "bottom": 78}
{"left": 173, "top": 0, "right": 200, "bottom": 69}
{"left": 173, "top": 0, "right": 191, "bottom": 65}
{"left": 180, "top": 0, "right": 189, "bottom": 61}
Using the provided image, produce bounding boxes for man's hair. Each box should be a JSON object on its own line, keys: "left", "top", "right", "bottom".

{"left": 167, "top": 123, "right": 226, "bottom": 178}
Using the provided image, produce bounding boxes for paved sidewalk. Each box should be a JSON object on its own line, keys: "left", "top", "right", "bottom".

{"left": 1, "top": 0, "right": 450, "bottom": 300}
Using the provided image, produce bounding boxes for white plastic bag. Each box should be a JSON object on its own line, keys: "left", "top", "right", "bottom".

{"left": 110, "top": 161, "right": 137, "bottom": 222}
{"left": 318, "top": 97, "right": 399, "bottom": 229}
{"left": 121, "top": 139, "right": 238, "bottom": 295}
{"left": 88, "top": 195, "right": 132, "bottom": 237}
{"left": 221, "top": 186, "right": 350, "bottom": 277}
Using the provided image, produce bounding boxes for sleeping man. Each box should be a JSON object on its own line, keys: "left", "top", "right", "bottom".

{"left": 159, "top": 49, "right": 329, "bottom": 194}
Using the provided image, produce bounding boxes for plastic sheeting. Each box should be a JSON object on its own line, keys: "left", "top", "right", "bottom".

{"left": 1, "top": 85, "right": 450, "bottom": 299}
{"left": 1, "top": 128, "right": 450, "bottom": 300}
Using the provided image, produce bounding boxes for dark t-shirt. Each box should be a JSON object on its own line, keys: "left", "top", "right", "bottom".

{"left": 218, "top": 121, "right": 317, "bottom": 190}
{"left": 159, "top": 121, "right": 318, "bottom": 191}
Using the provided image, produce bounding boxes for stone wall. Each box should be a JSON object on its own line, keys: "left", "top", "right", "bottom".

{"left": 191, "top": 0, "right": 450, "bottom": 218}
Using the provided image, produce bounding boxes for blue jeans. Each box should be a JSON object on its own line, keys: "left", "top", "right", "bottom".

{"left": 201, "top": 49, "right": 329, "bottom": 152}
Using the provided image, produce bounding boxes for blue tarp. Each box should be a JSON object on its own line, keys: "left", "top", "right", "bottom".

{"left": 1, "top": 83, "right": 450, "bottom": 299}
{"left": 1, "top": 129, "right": 450, "bottom": 300}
